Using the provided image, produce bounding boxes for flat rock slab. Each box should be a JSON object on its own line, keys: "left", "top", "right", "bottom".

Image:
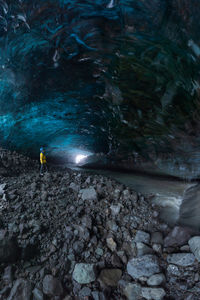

{"left": 167, "top": 253, "right": 195, "bottom": 267}
{"left": 73, "top": 263, "right": 96, "bottom": 284}
{"left": 127, "top": 255, "right": 160, "bottom": 279}
{"left": 188, "top": 236, "right": 200, "bottom": 262}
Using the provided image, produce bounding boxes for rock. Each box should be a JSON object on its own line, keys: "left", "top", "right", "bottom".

{"left": 188, "top": 236, "right": 200, "bottom": 262}
{"left": 147, "top": 273, "right": 165, "bottom": 286}
{"left": 73, "top": 263, "right": 96, "bottom": 284}
{"left": 164, "top": 226, "right": 192, "bottom": 247}
{"left": 135, "top": 230, "right": 150, "bottom": 244}
{"left": 106, "top": 237, "right": 117, "bottom": 251}
{"left": 69, "top": 182, "right": 80, "bottom": 192}
{"left": 92, "top": 291, "right": 106, "bottom": 300}
{"left": 3, "top": 266, "right": 13, "bottom": 284}
{"left": 98, "top": 269, "right": 122, "bottom": 287}
{"left": 107, "top": 220, "right": 118, "bottom": 232}
{"left": 41, "top": 191, "right": 48, "bottom": 201}
{"left": 167, "top": 253, "right": 195, "bottom": 267}
{"left": 7, "top": 279, "right": 32, "bottom": 300}
{"left": 141, "top": 287, "right": 166, "bottom": 300}
{"left": 79, "top": 287, "right": 91, "bottom": 298}
{"left": 180, "top": 245, "right": 190, "bottom": 252}
{"left": 95, "top": 248, "right": 104, "bottom": 256}
{"left": 123, "top": 283, "right": 142, "bottom": 300}
{"left": 80, "top": 187, "right": 97, "bottom": 201}
{"left": 110, "top": 204, "right": 121, "bottom": 215}
{"left": 136, "top": 242, "right": 154, "bottom": 256}
{"left": 167, "top": 264, "right": 181, "bottom": 276}
{"left": 43, "top": 275, "right": 63, "bottom": 296}
{"left": 151, "top": 232, "right": 163, "bottom": 245}
{"left": 0, "top": 183, "right": 6, "bottom": 196}
{"left": 0, "top": 237, "right": 19, "bottom": 263}
{"left": 32, "top": 288, "right": 44, "bottom": 300}
{"left": 127, "top": 255, "right": 160, "bottom": 279}
{"left": 152, "top": 244, "right": 162, "bottom": 254}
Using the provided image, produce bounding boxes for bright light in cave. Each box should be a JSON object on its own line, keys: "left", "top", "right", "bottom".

{"left": 75, "top": 154, "right": 88, "bottom": 164}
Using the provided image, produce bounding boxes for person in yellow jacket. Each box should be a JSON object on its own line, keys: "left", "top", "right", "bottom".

{"left": 40, "top": 147, "right": 47, "bottom": 175}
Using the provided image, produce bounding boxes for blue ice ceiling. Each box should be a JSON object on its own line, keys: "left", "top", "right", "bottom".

{"left": 0, "top": 0, "right": 200, "bottom": 162}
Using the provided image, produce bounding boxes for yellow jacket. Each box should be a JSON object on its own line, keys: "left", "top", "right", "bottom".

{"left": 40, "top": 152, "right": 46, "bottom": 164}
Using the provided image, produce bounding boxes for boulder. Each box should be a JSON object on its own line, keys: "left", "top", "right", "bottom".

{"left": 188, "top": 236, "right": 200, "bottom": 262}
{"left": 7, "top": 279, "right": 32, "bottom": 300}
{"left": 127, "top": 255, "right": 160, "bottom": 279}
{"left": 167, "top": 253, "right": 195, "bottom": 267}
{"left": 43, "top": 275, "right": 63, "bottom": 296}
{"left": 73, "top": 263, "right": 96, "bottom": 284}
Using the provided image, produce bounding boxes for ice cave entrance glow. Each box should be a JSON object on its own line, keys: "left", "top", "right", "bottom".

{"left": 75, "top": 154, "right": 88, "bottom": 164}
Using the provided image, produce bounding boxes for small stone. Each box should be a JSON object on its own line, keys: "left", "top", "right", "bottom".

{"left": 123, "top": 283, "right": 142, "bottom": 300}
{"left": 32, "top": 288, "right": 44, "bottom": 300}
{"left": 142, "top": 287, "right": 166, "bottom": 300}
{"left": 73, "top": 263, "right": 96, "bottom": 284}
{"left": 95, "top": 248, "right": 103, "bottom": 256}
{"left": 180, "top": 245, "right": 190, "bottom": 252}
{"left": 79, "top": 287, "right": 91, "bottom": 298}
{"left": 136, "top": 242, "right": 154, "bottom": 256}
{"left": 43, "top": 275, "right": 63, "bottom": 296}
{"left": 99, "top": 269, "right": 122, "bottom": 287}
{"left": 135, "top": 231, "right": 150, "bottom": 244}
{"left": 80, "top": 187, "right": 97, "bottom": 201}
{"left": 3, "top": 266, "right": 13, "bottom": 283}
{"left": 107, "top": 220, "right": 118, "bottom": 232}
{"left": 110, "top": 204, "right": 121, "bottom": 215}
{"left": 7, "top": 279, "right": 32, "bottom": 300}
{"left": 106, "top": 237, "right": 117, "bottom": 252}
{"left": 152, "top": 244, "right": 162, "bottom": 254}
{"left": 195, "top": 273, "right": 199, "bottom": 282}
{"left": 167, "top": 264, "right": 180, "bottom": 276}
{"left": 167, "top": 253, "right": 195, "bottom": 267}
{"left": 69, "top": 182, "right": 80, "bottom": 192}
{"left": 188, "top": 236, "right": 200, "bottom": 262}
{"left": 127, "top": 255, "right": 160, "bottom": 279}
{"left": 151, "top": 232, "right": 163, "bottom": 245}
{"left": 147, "top": 273, "right": 165, "bottom": 286}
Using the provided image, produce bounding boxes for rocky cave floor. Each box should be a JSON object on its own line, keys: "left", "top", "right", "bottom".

{"left": 0, "top": 150, "right": 200, "bottom": 299}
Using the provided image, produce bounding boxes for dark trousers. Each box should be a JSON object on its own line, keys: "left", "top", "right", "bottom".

{"left": 40, "top": 163, "right": 47, "bottom": 174}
